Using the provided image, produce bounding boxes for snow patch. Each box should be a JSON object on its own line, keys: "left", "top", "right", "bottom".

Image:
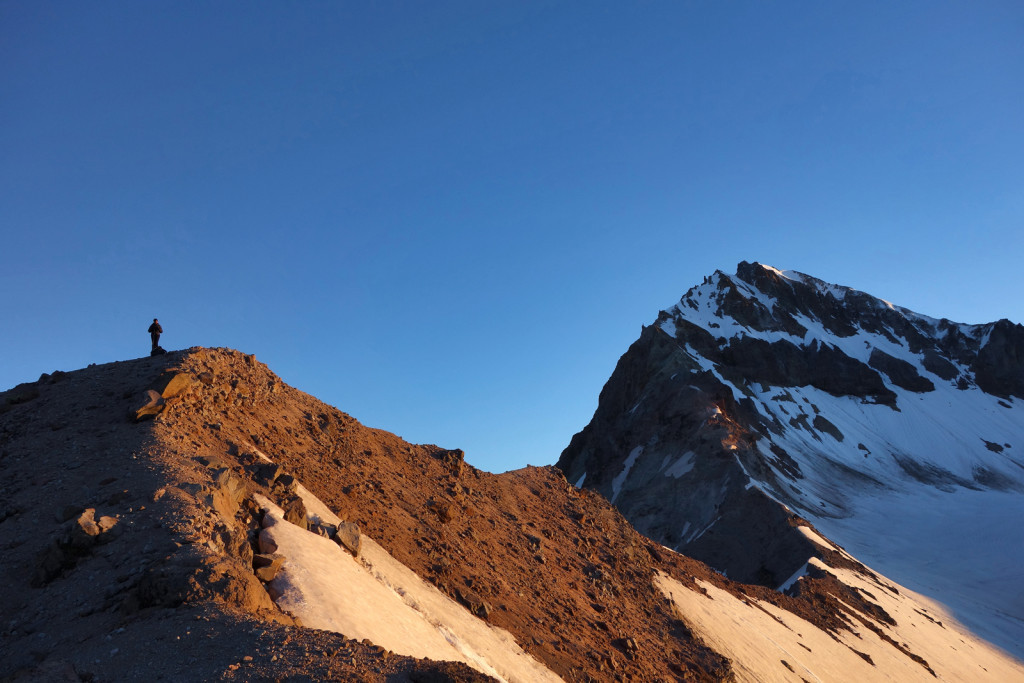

{"left": 811, "top": 486, "right": 1024, "bottom": 660}
{"left": 251, "top": 494, "right": 561, "bottom": 682}
{"left": 664, "top": 452, "right": 695, "bottom": 478}
{"left": 795, "top": 525, "right": 837, "bottom": 552}
{"left": 294, "top": 483, "right": 342, "bottom": 528}
{"left": 688, "top": 516, "right": 720, "bottom": 544}
{"left": 611, "top": 446, "right": 643, "bottom": 504}
{"left": 655, "top": 567, "right": 1024, "bottom": 682}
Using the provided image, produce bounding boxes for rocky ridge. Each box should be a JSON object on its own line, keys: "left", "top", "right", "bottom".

{"left": 1, "top": 348, "right": 733, "bottom": 681}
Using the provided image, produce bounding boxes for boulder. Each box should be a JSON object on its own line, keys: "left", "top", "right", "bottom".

{"left": 196, "top": 454, "right": 230, "bottom": 469}
{"left": 253, "top": 553, "right": 286, "bottom": 582}
{"left": 274, "top": 473, "right": 298, "bottom": 492}
{"left": 258, "top": 529, "right": 279, "bottom": 555}
{"left": 70, "top": 508, "right": 116, "bottom": 542}
{"left": 152, "top": 371, "right": 193, "bottom": 398}
{"left": 131, "top": 389, "right": 165, "bottom": 421}
{"left": 97, "top": 513, "right": 119, "bottom": 534}
{"left": 333, "top": 521, "right": 362, "bottom": 558}
{"left": 455, "top": 587, "right": 492, "bottom": 620}
{"left": 426, "top": 498, "right": 454, "bottom": 524}
{"left": 211, "top": 468, "right": 248, "bottom": 507}
{"left": 281, "top": 496, "right": 309, "bottom": 530}
{"left": 254, "top": 463, "right": 283, "bottom": 487}
{"left": 182, "top": 470, "right": 247, "bottom": 521}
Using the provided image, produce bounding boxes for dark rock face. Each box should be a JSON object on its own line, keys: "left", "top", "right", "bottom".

{"left": 557, "top": 324, "right": 819, "bottom": 587}
{"left": 558, "top": 261, "right": 1024, "bottom": 590}
{"left": 718, "top": 337, "right": 897, "bottom": 404}
{"left": 683, "top": 488, "right": 817, "bottom": 586}
{"left": 922, "top": 350, "right": 958, "bottom": 381}
{"left": 973, "top": 319, "right": 1024, "bottom": 398}
{"left": 868, "top": 349, "right": 935, "bottom": 393}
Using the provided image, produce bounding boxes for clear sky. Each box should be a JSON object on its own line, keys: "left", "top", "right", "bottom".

{"left": 2, "top": 2, "right": 1022, "bottom": 473}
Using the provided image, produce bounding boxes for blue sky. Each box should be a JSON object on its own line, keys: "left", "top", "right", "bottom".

{"left": 3, "top": 2, "right": 1022, "bottom": 472}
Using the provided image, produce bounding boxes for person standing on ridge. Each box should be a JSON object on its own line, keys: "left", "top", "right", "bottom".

{"left": 148, "top": 318, "right": 163, "bottom": 351}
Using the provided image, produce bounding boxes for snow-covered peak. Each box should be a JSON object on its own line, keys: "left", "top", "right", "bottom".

{"left": 670, "top": 261, "right": 951, "bottom": 335}
{"left": 561, "top": 261, "right": 1024, "bottom": 661}
{"left": 658, "top": 261, "right": 1018, "bottom": 400}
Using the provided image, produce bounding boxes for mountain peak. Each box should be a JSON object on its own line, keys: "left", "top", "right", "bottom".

{"left": 560, "top": 263, "right": 1024, "bottom": 661}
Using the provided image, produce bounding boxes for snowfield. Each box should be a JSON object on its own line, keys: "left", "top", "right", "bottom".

{"left": 656, "top": 556, "right": 1024, "bottom": 682}
{"left": 813, "top": 486, "right": 1024, "bottom": 661}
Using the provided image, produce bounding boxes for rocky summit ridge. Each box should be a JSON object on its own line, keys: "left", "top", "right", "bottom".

{"left": 558, "top": 261, "right": 1024, "bottom": 662}
{"left": 1, "top": 338, "right": 1022, "bottom": 680}
{"left": 0, "top": 347, "right": 732, "bottom": 681}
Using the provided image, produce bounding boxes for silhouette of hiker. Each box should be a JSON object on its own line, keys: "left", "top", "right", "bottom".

{"left": 148, "top": 318, "right": 163, "bottom": 351}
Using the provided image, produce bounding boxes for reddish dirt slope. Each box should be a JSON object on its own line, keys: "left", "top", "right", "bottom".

{"left": 156, "top": 348, "right": 733, "bottom": 681}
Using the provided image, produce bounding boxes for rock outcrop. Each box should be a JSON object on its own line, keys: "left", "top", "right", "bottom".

{"left": 33, "top": 508, "right": 120, "bottom": 586}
